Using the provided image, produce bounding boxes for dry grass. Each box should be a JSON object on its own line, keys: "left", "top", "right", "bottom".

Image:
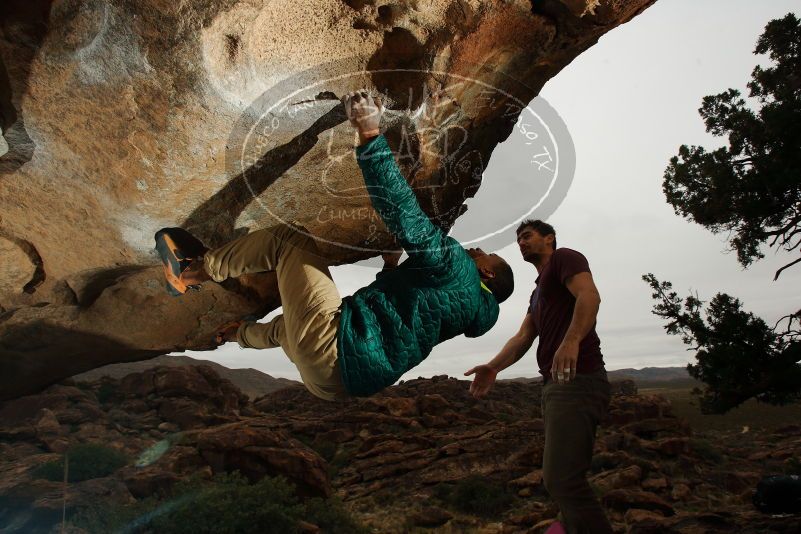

{"left": 639, "top": 384, "right": 801, "bottom": 432}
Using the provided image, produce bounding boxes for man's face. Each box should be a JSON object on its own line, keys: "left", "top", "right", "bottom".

{"left": 516, "top": 227, "right": 553, "bottom": 261}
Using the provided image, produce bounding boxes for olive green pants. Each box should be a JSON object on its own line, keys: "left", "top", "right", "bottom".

{"left": 541, "top": 367, "right": 613, "bottom": 534}
{"left": 202, "top": 223, "right": 349, "bottom": 401}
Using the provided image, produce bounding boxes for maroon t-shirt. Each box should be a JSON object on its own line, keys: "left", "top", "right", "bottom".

{"left": 528, "top": 248, "right": 604, "bottom": 379}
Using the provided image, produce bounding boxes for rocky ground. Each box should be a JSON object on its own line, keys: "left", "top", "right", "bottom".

{"left": 1, "top": 365, "right": 799, "bottom": 533}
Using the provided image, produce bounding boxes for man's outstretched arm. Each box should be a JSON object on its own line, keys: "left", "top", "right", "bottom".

{"left": 465, "top": 312, "right": 539, "bottom": 398}
{"left": 342, "top": 91, "right": 447, "bottom": 265}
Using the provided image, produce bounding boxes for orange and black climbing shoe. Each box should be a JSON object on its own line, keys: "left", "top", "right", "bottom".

{"left": 154, "top": 227, "right": 208, "bottom": 296}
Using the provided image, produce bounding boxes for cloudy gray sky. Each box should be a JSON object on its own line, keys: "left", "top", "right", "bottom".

{"left": 183, "top": 0, "right": 801, "bottom": 382}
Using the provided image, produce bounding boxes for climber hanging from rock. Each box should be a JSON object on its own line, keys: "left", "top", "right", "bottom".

{"left": 154, "top": 90, "right": 514, "bottom": 401}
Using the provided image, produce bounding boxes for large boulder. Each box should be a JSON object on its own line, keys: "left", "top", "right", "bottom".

{"left": 0, "top": 0, "right": 656, "bottom": 399}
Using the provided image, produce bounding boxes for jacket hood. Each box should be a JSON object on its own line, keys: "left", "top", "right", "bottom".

{"left": 464, "top": 286, "right": 500, "bottom": 338}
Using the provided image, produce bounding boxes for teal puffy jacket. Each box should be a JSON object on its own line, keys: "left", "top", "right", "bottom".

{"left": 336, "top": 135, "right": 501, "bottom": 397}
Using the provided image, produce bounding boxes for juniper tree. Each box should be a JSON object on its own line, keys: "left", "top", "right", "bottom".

{"left": 664, "top": 13, "right": 801, "bottom": 280}
{"left": 647, "top": 14, "right": 801, "bottom": 413}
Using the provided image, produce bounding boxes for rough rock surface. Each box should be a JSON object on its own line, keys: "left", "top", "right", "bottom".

{"left": 0, "top": 0, "right": 656, "bottom": 399}
{"left": 1, "top": 367, "right": 800, "bottom": 533}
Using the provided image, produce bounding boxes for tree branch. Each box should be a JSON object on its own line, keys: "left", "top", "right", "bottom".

{"left": 765, "top": 213, "right": 801, "bottom": 237}
{"left": 773, "top": 254, "right": 801, "bottom": 280}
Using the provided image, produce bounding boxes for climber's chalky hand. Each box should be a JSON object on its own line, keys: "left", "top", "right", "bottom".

{"left": 341, "top": 90, "right": 383, "bottom": 144}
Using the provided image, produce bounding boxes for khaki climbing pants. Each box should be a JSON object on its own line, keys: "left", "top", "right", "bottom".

{"left": 202, "top": 223, "right": 349, "bottom": 402}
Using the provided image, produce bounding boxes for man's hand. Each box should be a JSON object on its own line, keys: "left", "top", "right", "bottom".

{"left": 341, "top": 90, "right": 384, "bottom": 145}
{"left": 214, "top": 321, "right": 242, "bottom": 345}
{"left": 464, "top": 364, "right": 498, "bottom": 399}
{"left": 551, "top": 340, "right": 579, "bottom": 384}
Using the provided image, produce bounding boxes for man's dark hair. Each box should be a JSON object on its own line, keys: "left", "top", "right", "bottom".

{"left": 485, "top": 258, "right": 514, "bottom": 304}
{"left": 516, "top": 219, "right": 557, "bottom": 249}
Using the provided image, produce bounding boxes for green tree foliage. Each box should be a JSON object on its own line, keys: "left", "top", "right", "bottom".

{"left": 643, "top": 273, "right": 801, "bottom": 414}
{"left": 648, "top": 14, "right": 801, "bottom": 414}
{"left": 663, "top": 13, "right": 801, "bottom": 280}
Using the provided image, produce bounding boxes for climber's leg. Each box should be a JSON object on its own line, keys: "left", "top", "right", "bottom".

{"left": 205, "top": 223, "right": 348, "bottom": 401}
{"left": 237, "top": 313, "right": 288, "bottom": 350}
{"left": 203, "top": 224, "right": 311, "bottom": 281}
{"left": 203, "top": 223, "right": 342, "bottom": 317}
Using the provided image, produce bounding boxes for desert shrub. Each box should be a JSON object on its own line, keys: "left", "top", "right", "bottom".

{"left": 303, "top": 496, "right": 371, "bottom": 534}
{"left": 689, "top": 438, "right": 724, "bottom": 463}
{"left": 784, "top": 457, "right": 801, "bottom": 476}
{"left": 96, "top": 381, "right": 117, "bottom": 404}
{"left": 69, "top": 471, "right": 370, "bottom": 534}
{"left": 590, "top": 455, "right": 615, "bottom": 473}
{"left": 33, "top": 442, "right": 128, "bottom": 482}
{"left": 432, "top": 482, "right": 453, "bottom": 502}
{"left": 330, "top": 442, "right": 356, "bottom": 469}
{"left": 589, "top": 481, "right": 604, "bottom": 498}
{"left": 433, "top": 476, "right": 515, "bottom": 518}
{"left": 149, "top": 472, "right": 302, "bottom": 534}
{"left": 296, "top": 434, "right": 337, "bottom": 463}
{"left": 494, "top": 412, "right": 514, "bottom": 423}
{"left": 371, "top": 490, "right": 394, "bottom": 506}
{"left": 69, "top": 495, "right": 159, "bottom": 533}
{"left": 312, "top": 440, "right": 337, "bottom": 463}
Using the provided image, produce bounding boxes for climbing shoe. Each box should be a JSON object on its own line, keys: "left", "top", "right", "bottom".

{"left": 154, "top": 227, "right": 208, "bottom": 296}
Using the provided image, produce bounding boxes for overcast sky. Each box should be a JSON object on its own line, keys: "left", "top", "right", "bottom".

{"left": 182, "top": 0, "right": 801, "bottom": 382}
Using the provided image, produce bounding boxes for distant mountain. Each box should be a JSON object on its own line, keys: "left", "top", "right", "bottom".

{"left": 71, "top": 354, "right": 299, "bottom": 400}
{"left": 606, "top": 367, "right": 691, "bottom": 382}
{"left": 73, "top": 361, "right": 694, "bottom": 400}
{"left": 500, "top": 366, "right": 695, "bottom": 387}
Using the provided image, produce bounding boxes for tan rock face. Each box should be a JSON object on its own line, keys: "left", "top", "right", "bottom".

{"left": 0, "top": 236, "right": 36, "bottom": 295}
{"left": 0, "top": 0, "right": 655, "bottom": 399}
